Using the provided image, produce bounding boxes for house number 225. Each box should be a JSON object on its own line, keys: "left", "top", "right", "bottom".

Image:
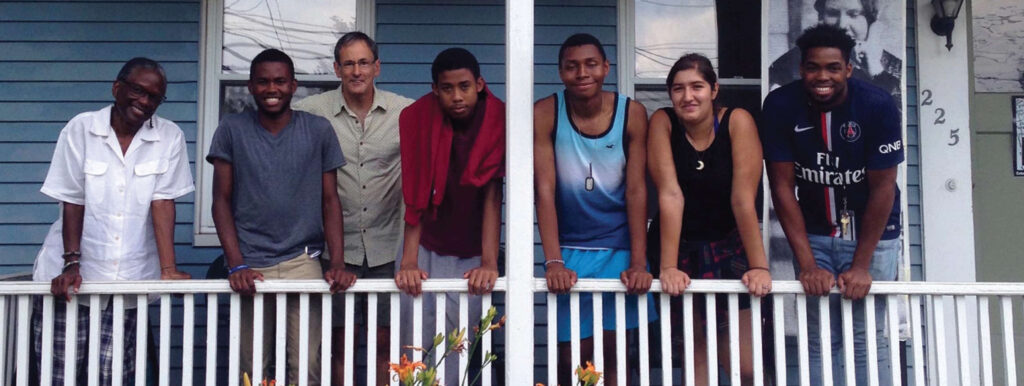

{"left": 921, "top": 89, "right": 958, "bottom": 146}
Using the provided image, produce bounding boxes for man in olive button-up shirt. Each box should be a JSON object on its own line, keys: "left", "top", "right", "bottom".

{"left": 293, "top": 31, "right": 412, "bottom": 385}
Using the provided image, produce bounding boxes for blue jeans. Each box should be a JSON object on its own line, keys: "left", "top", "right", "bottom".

{"left": 797, "top": 235, "right": 900, "bottom": 386}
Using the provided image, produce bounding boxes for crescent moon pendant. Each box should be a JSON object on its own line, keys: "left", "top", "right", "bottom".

{"left": 696, "top": 160, "right": 705, "bottom": 170}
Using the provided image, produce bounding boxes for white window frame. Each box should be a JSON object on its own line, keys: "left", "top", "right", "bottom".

{"left": 194, "top": 0, "right": 375, "bottom": 246}
{"left": 616, "top": 0, "right": 761, "bottom": 100}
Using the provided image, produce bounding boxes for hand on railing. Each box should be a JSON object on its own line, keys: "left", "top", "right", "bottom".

{"left": 742, "top": 267, "right": 772, "bottom": 297}
{"left": 838, "top": 266, "right": 873, "bottom": 300}
{"left": 798, "top": 266, "right": 836, "bottom": 297}
{"left": 51, "top": 265, "right": 82, "bottom": 302}
{"left": 324, "top": 265, "right": 357, "bottom": 293}
{"left": 544, "top": 263, "right": 577, "bottom": 294}
{"left": 228, "top": 267, "right": 264, "bottom": 296}
{"left": 620, "top": 265, "right": 653, "bottom": 294}
{"left": 160, "top": 267, "right": 192, "bottom": 280}
{"left": 464, "top": 265, "right": 499, "bottom": 295}
{"left": 396, "top": 265, "right": 428, "bottom": 296}
{"left": 658, "top": 267, "right": 690, "bottom": 296}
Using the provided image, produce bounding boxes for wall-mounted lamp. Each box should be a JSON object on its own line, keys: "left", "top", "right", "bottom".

{"left": 930, "top": 0, "right": 965, "bottom": 51}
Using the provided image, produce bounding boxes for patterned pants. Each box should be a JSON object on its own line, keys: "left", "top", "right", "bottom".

{"left": 31, "top": 296, "right": 138, "bottom": 385}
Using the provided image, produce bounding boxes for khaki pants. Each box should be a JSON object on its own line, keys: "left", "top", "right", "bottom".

{"left": 240, "top": 253, "right": 323, "bottom": 385}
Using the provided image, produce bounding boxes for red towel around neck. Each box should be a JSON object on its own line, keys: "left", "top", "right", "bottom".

{"left": 399, "top": 84, "right": 506, "bottom": 226}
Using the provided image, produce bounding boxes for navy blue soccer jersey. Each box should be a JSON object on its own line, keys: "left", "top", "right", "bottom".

{"left": 761, "top": 77, "right": 904, "bottom": 240}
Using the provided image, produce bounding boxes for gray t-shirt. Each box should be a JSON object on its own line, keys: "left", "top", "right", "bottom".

{"left": 206, "top": 109, "right": 346, "bottom": 268}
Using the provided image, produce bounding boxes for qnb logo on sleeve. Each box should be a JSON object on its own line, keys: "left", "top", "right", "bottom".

{"left": 878, "top": 140, "right": 903, "bottom": 154}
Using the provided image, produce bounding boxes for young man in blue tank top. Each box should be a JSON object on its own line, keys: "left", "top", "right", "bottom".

{"left": 534, "top": 33, "right": 653, "bottom": 386}
{"left": 762, "top": 24, "right": 904, "bottom": 386}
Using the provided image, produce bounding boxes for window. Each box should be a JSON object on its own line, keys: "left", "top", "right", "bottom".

{"left": 620, "top": 0, "right": 761, "bottom": 118}
{"left": 194, "top": 0, "right": 373, "bottom": 245}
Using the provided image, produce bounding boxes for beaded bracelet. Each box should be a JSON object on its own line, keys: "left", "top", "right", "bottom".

{"left": 543, "top": 259, "right": 565, "bottom": 269}
{"left": 62, "top": 251, "right": 81, "bottom": 259}
{"left": 228, "top": 264, "right": 250, "bottom": 275}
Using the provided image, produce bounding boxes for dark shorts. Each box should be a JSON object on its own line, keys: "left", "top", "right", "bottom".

{"left": 327, "top": 260, "right": 394, "bottom": 328}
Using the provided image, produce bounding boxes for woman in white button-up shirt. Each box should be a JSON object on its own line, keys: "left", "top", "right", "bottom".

{"left": 31, "top": 58, "right": 194, "bottom": 385}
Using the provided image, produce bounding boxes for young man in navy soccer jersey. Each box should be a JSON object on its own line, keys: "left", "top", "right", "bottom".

{"left": 761, "top": 24, "right": 903, "bottom": 386}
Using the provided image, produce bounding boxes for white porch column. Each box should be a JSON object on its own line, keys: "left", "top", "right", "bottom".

{"left": 505, "top": 1, "right": 535, "bottom": 385}
{"left": 915, "top": 1, "right": 977, "bottom": 385}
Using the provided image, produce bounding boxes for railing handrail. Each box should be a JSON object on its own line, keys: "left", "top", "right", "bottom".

{"left": 2, "top": 278, "right": 1023, "bottom": 296}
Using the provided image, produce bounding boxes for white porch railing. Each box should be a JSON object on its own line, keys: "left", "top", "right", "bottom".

{"left": 3, "top": 279, "right": 1024, "bottom": 385}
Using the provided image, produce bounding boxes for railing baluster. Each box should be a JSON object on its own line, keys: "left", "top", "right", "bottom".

{"left": 819, "top": 296, "right": 833, "bottom": 386}
{"left": 134, "top": 295, "right": 147, "bottom": 386}
{"left": 796, "top": 294, "right": 809, "bottom": 386}
{"left": 366, "top": 292, "right": 378, "bottom": 386}
{"left": 253, "top": 293, "right": 264, "bottom": 383}
{"left": 159, "top": 294, "right": 171, "bottom": 386}
{"left": 865, "top": 295, "right": 879, "bottom": 386}
{"left": 1000, "top": 296, "right": 1017, "bottom": 385}
{"left": 569, "top": 292, "right": 580, "bottom": 386}
{"left": 344, "top": 292, "right": 355, "bottom": 386}
{"left": 841, "top": 298, "right": 855, "bottom": 386}
{"left": 481, "top": 293, "right": 493, "bottom": 386}
{"left": 435, "top": 293, "right": 446, "bottom": 382}
{"left": 751, "top": 296, "right": 763, "bottom": 386}
{"left": 910, "top": 295, "right": 924, "bottom": 386}
{"left": 275, "top": 293, "right": 287, "bottom": 384}
{"left": 412, "top": 295, "right": 423, "bottom": 363}
{"left": 87, "top": 295, "right": 100, "bottom": 386}
{"left": 390, "top": 292, "right": 400, "bottom": 386}
{"left": 183, "top": 294, "right": 195, "bottom": 386}
{"left": 320, "top": 294, "right": 331, "bottom": 386}
{"left": 772, "top": 295, "right": 786, "bottom": 386}
{"left": 886, "top": 295, "right": 901, "bottom": 386}
{"left": 592, "top": 290, "right": 603, "bottom": 373}
{"left": 684, "top": 293, "right": 695, "bottom": 386}
{"left": 638, "top": 293, "right": 650, "bottom": 386}
{"left": 547, "top": 292, "right": 557, "bottom": 386}
{"left": 615, "top": 292, "right": 626, "bottom": 386}
{"left": 933, "top": 296, "right": 948, "bottom": 386}
{"left": 111, "top": 295, "right": 124, "bottom": 386}
{"left": 728, "top": 294, "right": 740, "bottom": 385}
{"left": 954, "top": 295, "right": 971, "bottom": 386}
{"left": 659, "top": 293, "right": 672, "bottom": 386}
{"left": 705, "top": 294, "right": 717, "bottom": 386}
{"left": 0, "top": 297, "right": 8, "bottom": 385}
{"left": 41, "top": 295, "right": 54, "bottom": 386}
{"left": 458, "top": 292, "right": 468, "bottom": 383}
{"left": 15, "top": 296, "right": 29, "bottom": 386}
{"left": 229, "top": 293, "right": 240, "bottom": 386}
{"left": 298, "top": 293, "right": 310, "bottom": 386}
{"left": 978, "top": 296, "right": 992, "bottom": 386}
{"left": 206, "top": 293, "right": 219, "bottom": 386}
{"left": 299, "top": 292, "right": 309, "bottom": 386}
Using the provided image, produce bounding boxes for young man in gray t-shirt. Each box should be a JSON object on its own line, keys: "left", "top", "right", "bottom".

{"left": 206, "top": 48, "right": 355, "bottom": 386}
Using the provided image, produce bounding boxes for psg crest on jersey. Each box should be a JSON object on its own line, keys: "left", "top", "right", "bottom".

{"left": 839, "top": 121, "right": 862, "bottom": 142}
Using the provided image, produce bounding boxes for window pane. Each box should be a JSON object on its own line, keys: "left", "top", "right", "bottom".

{"left": 634, "top": 0, "right": 718, "bottom": 79}
{"left": 220, "top": 84, "right": 335, "bottom": 117}
{"left": 222, "top": 0, "right": 356, "bottom": 75}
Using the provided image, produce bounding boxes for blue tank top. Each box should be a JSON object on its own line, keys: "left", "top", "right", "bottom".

{"left": 553, "top": 91, "right": 631, "bottom": 250}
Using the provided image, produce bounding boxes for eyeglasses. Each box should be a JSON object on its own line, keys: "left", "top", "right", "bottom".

{"left": 119, "top": 80, "right": 167, "bottom": 103}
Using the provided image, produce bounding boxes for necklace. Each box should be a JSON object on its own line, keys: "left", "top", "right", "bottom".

{"left": 685, "top": 113, "right": 720, "bottom": 170}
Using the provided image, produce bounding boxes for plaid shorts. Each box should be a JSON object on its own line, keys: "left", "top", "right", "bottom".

{"left": 32, "top": 296, "right": 138, "bottom": 385}
{"left": 677, "top": 229, "right": 750, "bottom": 280}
